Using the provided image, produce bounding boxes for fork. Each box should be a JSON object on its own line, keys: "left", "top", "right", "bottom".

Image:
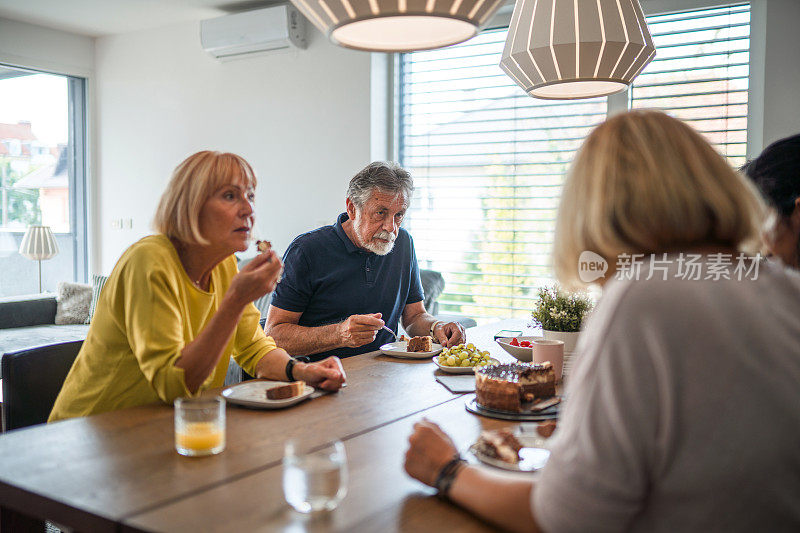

{"left": 381, "top": 325, "right": 398, "bottom": 342}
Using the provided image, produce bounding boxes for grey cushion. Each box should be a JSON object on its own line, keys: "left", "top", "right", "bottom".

{"left": 0, "top": 295, "right": 57, "bottom": 329}
{"left": 0, "top": 324, "right": 90, "bottom": 357}
{"left": 55, "top": 282, "right": 91, "bottom": 325}
{"left": 85, "top": 274, "right": 109, "bottom": 324}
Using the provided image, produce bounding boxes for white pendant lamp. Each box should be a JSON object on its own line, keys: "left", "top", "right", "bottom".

{"left": 290, "top": 0, "right": 506, "bottom": 52}
{"left": 500, "top": 0, "right": 656, "bottom": 100}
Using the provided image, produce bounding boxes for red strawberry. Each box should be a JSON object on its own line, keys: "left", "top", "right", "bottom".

{"left": 519, "top": 341, "right": 532, "bottom": 347}
{"left": 509, "top": 337, "right": 520, "bottom": 346}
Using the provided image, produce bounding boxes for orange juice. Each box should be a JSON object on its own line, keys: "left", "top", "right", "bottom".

{"left": 175, "top": 422, "right": 225, "bottom": 456}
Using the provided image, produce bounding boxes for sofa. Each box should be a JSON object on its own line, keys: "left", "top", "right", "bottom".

{"left": 0, "top": 294, "right": 89, "bottom": 356}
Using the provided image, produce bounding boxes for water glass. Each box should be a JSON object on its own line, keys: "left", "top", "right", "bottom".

{"left": 283, "top": 440, "right": 348, "bottom": 513}
{"left": 174, "top": 397, "right": 226, "bottom": 457}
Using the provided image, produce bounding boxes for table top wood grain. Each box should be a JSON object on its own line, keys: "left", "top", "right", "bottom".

{"left": 123, "top": 397, "right": 531, "bottom": 533}
{"left": 0, "top": 319, "right": 537, "bottom": 532}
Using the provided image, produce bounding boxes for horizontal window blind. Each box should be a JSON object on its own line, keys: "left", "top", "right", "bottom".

{"left": 631, "top": 4, "right": 750, "bottom": 168}
{"left": 399, "top": 4, "right": 750, "bottom": 322}
{"left": 399, "top": 29, "right": 606, "bottom": 321}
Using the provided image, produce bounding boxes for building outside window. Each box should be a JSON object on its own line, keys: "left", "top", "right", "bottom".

{"left": 398, "top": 3, "right": 750, "bottom": 322}
{"left": 0, "top": 65, "right": 87, "bottom": 296}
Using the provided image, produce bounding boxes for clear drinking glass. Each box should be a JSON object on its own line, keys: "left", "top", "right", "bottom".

{"left": 174, "top": 397, "right": 226, "bottom": 457}
{"left": 283, "top": 440, "right": 348, "bottom": 513}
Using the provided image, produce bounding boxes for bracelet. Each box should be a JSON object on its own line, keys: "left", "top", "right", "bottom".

{"left": 430, "top": 320, "right": 442, "bottom": 337}
{"left": 434, "top": 455, "right": 466, "bottom": 499}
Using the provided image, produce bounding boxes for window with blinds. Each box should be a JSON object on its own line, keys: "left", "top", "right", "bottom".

{"left": 398, "top": 3, "right": 750, "bottom": 322}
{"left": 631, "top": 4, "right": 750, "bottom": 168}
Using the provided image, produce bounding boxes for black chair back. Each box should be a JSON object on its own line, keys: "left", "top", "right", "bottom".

{"left": 1, "top": 340, "right": 82, "bottom": 431}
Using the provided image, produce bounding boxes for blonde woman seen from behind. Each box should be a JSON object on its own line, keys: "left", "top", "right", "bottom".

{"left": 50, "top": 151, "right": 345, "bottom": 422}
{"left": 403, "top": 111, "right": 800, "bottom": 532}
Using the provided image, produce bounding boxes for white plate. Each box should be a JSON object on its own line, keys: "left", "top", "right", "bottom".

{"left": 379, "top": 341, "right": 443, "bottom": 359}
{"left": 432, "top": 356, "right": 500, "bottom": 374}
{"left": 469, "top": 432, "right": 551, "bottom": 472}
{"left": 221, "top": 380, "right": 314, "bottom": 409}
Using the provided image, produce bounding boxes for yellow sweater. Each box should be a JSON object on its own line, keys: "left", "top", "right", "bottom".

{"left": 49, "top": 234, "right": 277, "bottom": 422}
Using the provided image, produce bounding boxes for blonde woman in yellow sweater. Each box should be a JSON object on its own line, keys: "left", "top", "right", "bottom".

{"left": 50, "top": 151, "right": 345, "bottom": 421}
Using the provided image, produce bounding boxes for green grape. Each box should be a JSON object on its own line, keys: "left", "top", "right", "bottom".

{"left": 466, "top": 343, "right": 475, "bottom": 351}
{"left": 460, "top": 359, "right": 471, "bottom": 367}
{"left": 446, "top": 356, "right": 457, "bottom": 366}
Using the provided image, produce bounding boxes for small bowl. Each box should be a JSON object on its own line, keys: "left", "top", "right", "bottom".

{"left": 495, "top": 336, "right": 544, "bottom": 362}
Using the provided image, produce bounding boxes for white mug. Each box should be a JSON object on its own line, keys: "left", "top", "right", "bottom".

{"left": 532, "top": 339, "right": 564, "bottom": 382}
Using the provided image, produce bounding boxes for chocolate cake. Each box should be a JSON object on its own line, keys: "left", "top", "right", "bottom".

{"left": 475, "top": 362, "right": 556, "bottom": 412}
{"left": 407, "top": 336, "right": 432, "bottom": 352}
{"left": 473, "top": 429, "right": 523, "bottom": 463}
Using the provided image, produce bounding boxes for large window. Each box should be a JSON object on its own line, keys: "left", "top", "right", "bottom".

{"left": 0, "top": 65, "right": 87, "bottom": 296}
{"left": 398, "top": 3, "right": 750, "bottom": 322}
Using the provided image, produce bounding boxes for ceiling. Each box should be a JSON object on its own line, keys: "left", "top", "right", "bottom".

{"left": 0, "top": 0, "right": 284, "bottom": 37}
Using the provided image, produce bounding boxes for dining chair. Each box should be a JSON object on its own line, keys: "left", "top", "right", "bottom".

{"left": 1, "top": 340, "right": 82, "bottom": 432}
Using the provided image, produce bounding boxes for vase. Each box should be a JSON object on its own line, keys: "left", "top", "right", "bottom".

{"left": 542, "top": 330, "right": 580, "bottom": 353}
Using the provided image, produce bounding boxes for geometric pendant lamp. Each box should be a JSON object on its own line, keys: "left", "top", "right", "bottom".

{"left": 500, "top": 0, "right": 656, "bottom": 100}
{"left": 290, "top": 0, "right": 506, "bottom": 52}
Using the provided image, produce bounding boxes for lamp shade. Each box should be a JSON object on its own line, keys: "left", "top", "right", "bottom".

{"left": 289, "top": 0, "right": 506, "bottom": 51}
{"left": 19, "top": 225, "right": 59, "bottom": 261}
{"left": 500, "top": 0, "right": 656, "bottom": 100}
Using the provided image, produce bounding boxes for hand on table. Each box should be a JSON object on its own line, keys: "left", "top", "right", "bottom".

{"left": 404, "top": 419, "right": 459, "bottom": 487}
{"left": 338, "top": 313, "right": 384, "bottom": 348}
{"left": 433, "top": 321, "right": 466, "bottom": 348}
{"left": 296, "top": 356, "right": 347, "bottom": 391}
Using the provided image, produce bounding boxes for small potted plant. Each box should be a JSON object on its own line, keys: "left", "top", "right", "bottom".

{"left": 531, "top": 285, "right": 593, "bottom": 354}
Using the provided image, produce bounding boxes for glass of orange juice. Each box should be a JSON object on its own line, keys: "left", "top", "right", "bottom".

{"left": 174, "top": 397, "right": 225, "bottom": 457}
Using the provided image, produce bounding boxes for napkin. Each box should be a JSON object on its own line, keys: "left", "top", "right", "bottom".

{"left": 435, "top": 374, "right": 475, "bottom": 393}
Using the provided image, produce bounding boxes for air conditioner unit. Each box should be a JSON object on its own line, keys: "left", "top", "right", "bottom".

{"left": 200, "top": 5, "right": 307, "bottom": 60}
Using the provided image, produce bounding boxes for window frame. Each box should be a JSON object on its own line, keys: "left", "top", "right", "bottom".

{"left": 0, "top": 63, "right": 89, "bottom": 285}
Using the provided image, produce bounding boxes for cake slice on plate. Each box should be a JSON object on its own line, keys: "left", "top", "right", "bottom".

{"left": 266, "top": 381, "right": 305, "bottom": 400}
{"left": 473, "top": 429, "right": 523, "bottom": 463}
{"left": 406, "top": 336, "right": 433, "bottom": 352}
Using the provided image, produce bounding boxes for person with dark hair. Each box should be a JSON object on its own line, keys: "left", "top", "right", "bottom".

{"left": 742, "top": 133, "right": 800, "bottom": 268}
{"left": 265, "top": 161, "right": 466, "bottom": 361}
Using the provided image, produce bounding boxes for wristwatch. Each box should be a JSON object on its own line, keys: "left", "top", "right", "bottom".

{"left": 285, "top": 356, "right": 311, "bottom": 381}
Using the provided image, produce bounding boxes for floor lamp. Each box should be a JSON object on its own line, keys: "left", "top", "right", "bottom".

{"left": 19, "top": 225, "right": 59, "bottom": 293}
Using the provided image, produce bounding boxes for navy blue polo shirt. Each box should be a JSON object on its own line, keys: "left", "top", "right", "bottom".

{"left": 272, "top": 213, "right": 424, "bottom": 361}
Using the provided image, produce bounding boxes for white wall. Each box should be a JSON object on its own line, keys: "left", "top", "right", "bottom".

{"left": 748, "top": 0, "right": 800, "bottom": 156}
{"left": 94, "top": 20, "right": 372, "bottom": 272}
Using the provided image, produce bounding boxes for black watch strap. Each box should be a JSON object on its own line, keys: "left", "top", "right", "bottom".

{"left": 285, "top": 356, "right": 312, "bottom": 381}
{"left": 285, "top": 358, "right": 297, "bottom": 381}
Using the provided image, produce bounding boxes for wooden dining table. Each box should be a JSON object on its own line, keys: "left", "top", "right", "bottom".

{"left": 0, "top": 319, "right": 545, "bottom": 532}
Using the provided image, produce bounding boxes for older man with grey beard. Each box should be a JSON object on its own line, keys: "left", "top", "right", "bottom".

{"left": 265, "top": 161, "right": 466, "bottom": 362}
